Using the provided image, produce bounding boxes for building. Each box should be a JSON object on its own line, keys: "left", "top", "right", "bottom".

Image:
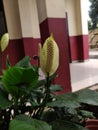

{"left": 0, "top": 0, "right": 89, "bottom": 93}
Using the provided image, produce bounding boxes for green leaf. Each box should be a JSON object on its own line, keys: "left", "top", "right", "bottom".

{"left": 34, "top": 79, "right": 46, "bottom": 89}
{"left": 15, "top": 56, "right": 31, "bottom": 68}
{"left": 79, "top": 110, "right": 95, "bottom": 118}
{"left": 2, "top": 66, "right": 38, "bottom": 98}
{"left": 48, "top": 89, "right": 98, "bottom": 109}
{"left": 50, "top": 84, "right": 62, "bottom": 92}
{"left": 6, "top": 55, "right": 11, "bottom": 68}
{"left": 0, "top": 88, "right": 12, "bottom": 109}
{"left": 75, "top": 89, "right": 98, "bottom": 106}
{"left": 9, "top": 120, "right": 34, "bottom": 130}
{"left": 67, "top": 107, "right": 78, "bottom": 115}
{"left": 9, "top": 115, "right": 52, "bottom": 130}
{"left": 41, "top": 110, "right": 59, "bottom": 123}
{"left": 48, "top": 87, "right": 98, "bottom": 113}
{"left": 51, "top": 120, "right": 88, "bottom": 130}
{"left": 47, "top": 93, "right": 80, "bottom": 108}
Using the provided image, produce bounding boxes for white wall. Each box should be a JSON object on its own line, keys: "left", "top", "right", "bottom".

{"left": 36, "top": 0, "right": 47, "bottom": 24}
{"left": 3, "top": 0, "right": 88, "bottom": 38}
{"left": 65, "top": 0, "right": 82, "bottom": 36}
{"left": 3, "top": 0, "right": 22, "bottom": 39}
{"left": 3, "top": 0, "right": 40, "bottom": 39}
{"left": 80, "top": 0, "right": 88, "bottom": 34}
{"left": 18, "top": 0, "right": 40, "bottom": 38}
{"left": 46, "top": 0, "right": 66, "bottom": 18}
{"left": 65, "top": 0, "right": 88, "bottom": 36}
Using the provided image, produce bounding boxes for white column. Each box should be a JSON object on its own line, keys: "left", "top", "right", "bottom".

{"left": 18, "top": 0, "right": 40, "bottom": 38}
{"left": 80, "top": 0, "right": 88, "bottom": 34}
{"left": 3, "top": 0, "right": 22, "bottom": 39}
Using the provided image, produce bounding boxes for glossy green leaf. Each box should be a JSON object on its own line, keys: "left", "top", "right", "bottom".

{"left": 10, "top": 120, "right": 34, "bottom": 130}
{"left": 9, "top": 115, "right": 52, "bottom": 130}
{"left": 15, "top": 56, "right": 31, "bottom": 68}
{"left": 51, "top": 120, "right": 88, "bottom": 130}
{"left": 47, "top": 93, "right": 80, "bottom": 108}
{"left": 6, "top": 55, "right": 11, "bottom": 68}
{"left": 2, "top": 66, "right": 38, "bottom": 97}
{"left": 50, "top": 84, "right": 62, "bottom": 92}
{"left": 34, "top": 79, "right": 46, "bottom": 89}
{"left": 75, "top": 89, "right": 98, "bottom": 105}
{"left": 79, "top": 110, "right": 95, "bottom": 118}
{"left": 0, "top": 88, "right": 12, "bottom": 109}
{"left": 48, "top": 89, "right": 98, "bottom": 109}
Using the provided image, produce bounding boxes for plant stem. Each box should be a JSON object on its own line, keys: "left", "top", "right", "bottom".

{"left": 37, "top": 74, "right": 51, "bottom": 119}
{"left": 0, "top": 50, "right": 2, "bottom": 71}
{"left": 44, "top": 74, "right": 51, "bottom": 103}
{"left": 13, "top": 98, "right": 19, "bottom": 116}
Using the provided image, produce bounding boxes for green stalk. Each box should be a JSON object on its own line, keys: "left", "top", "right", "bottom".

{"left": 44, "top": 74, "right": 51, "bottom": 103}
{"left": 37, "top": 73, "right": 51, "bottom": 119}
{"left": 0, "top": 50, "right": 2, "bottom": 71}
{"left": 13, "top": 98, "right": 19, "bottom": 116}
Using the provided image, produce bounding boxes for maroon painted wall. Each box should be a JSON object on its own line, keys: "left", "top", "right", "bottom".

{"left": 40, "top": 18, "right": 72, "bottom": 93}
{"left": 82, "top": 35, "right": 89, "bottom": 60}
{"left": 70, "top": 35, "right": 89, "bottom": 61}
{"left": 22, "top": 38, "right": 40, "bottom": 65}
{"left": 2, "top": 39, "right": 25, "bottom": 69}
{"left": 2, "top": 38, "right": 40, "bottom": 70}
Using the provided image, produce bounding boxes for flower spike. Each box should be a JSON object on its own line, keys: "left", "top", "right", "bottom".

{"left": 0, "top": 33, "right": 9, "bottom": 52}
{"left": 39, "top": 35, "right": 59, "bottom": 77}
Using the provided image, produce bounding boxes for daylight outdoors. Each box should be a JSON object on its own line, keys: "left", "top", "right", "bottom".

{"left": 1, "top": 1, "right": 98, "bottom": 130}
{"left": 88, "top": 0, "right": 98, "bottom": 50}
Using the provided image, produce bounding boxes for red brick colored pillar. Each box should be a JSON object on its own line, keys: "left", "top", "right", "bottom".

{"left": 3, "top": 0, "right": 41, "bottom": 67}
{"left": 18, "top": 0, "right": 41, "bottom": 65}
{"left": 67, "top": 0, "right": 89, "bottom": 62}
{"left": 37, "top": 0, "right": 72, "bottom": 93}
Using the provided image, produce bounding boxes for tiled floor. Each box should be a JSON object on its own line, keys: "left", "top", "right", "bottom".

{"left": 70, "top": 55, "right": 98, "bottom": 92}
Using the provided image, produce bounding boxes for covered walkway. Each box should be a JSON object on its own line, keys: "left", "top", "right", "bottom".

{"left": 70, "top": 49, "right": 98, "bottom": 92}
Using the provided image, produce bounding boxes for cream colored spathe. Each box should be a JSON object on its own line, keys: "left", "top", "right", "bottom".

{"left": 39, "top": 35, "right": 59, "bottom": 77}
{"left": 0, "top": 33, "right": 9, "bottom": 52}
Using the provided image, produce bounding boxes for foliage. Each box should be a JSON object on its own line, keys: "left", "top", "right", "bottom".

{"left": 89, "top": 0, "right": 98, "bottom": 30}
{"left": 88, "top": 1, "right": 98, "bottom": 48}
{"left": 0, "top": 34, "right": 98, "bottom": 130}
{"left": 0, "top": 56, "right": 98, "bottom": 130}
{"left": 88, "top": 20, "right": 93, "bottom": 31}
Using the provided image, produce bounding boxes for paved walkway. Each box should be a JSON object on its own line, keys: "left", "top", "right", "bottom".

{"left": 70, "top": 49, "right": 98, "bottom": 92}
{"left": 89, "top": 48, "right": 98, "bottom": 59}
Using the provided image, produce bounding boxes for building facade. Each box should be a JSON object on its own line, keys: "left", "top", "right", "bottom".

{"left": 1, "top": 0, "right": 89, "bottom": 93}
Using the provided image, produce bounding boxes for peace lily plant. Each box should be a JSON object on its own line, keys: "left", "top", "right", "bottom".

{"left": 38, "top": 35, "right": 59, "bottom": 77}
{"left": 0, "top": 33, "right": 9, "bottom": 70}
{"left": 0, "top": 34, "right": 98, "bottom": 130}
{"left": 0, "top": 33, "right": 9, "bottom": 52}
